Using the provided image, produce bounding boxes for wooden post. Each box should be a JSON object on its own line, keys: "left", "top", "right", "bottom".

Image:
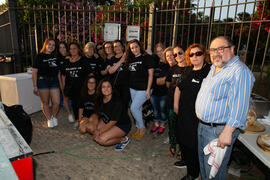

{"left": 147, "top": 2, "right": 156, "bottom": 51}
{"left": 172, "top": 1, "right": 180, "bottom": 47}
{"left": 8, "top": 0, "right": 22, "bottom": 72}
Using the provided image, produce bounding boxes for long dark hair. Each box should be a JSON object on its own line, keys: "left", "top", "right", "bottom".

{"left": 94, "top": 78, "right": 113, "bottom": 113}
{"left": 80, "top": 75, "right": 96, "bottom": 102}
{"left": 125, "top": 39, "right": 146, "bottom": 68}
{"left": 57, "top": 41, "right": 68, "bottom": 57}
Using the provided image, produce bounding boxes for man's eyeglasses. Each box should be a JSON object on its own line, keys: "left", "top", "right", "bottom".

{"left": 209, "top": 46, "right": 231, "bottom": 53}
{"left": 189, "top": 51, "right": 203, "bottom": 57}
{"left": 173, "top": 51, "right": 183, "bottom": 58}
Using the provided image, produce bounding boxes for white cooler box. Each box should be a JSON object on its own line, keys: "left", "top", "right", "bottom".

{"left": 0, "top": 73, "right": 41, "bottom": 114}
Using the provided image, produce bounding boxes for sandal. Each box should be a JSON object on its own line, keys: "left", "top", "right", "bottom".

{"left": 168, "top": 146, "right": 176, "bottom": 157}
{"left": 130, "top": 131, "right": 137, "bottom": 137}
{"left": 176, "top": 151, "right": 182, "bottom": 160}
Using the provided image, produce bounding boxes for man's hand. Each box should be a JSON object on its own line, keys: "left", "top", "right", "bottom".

{"left": 217, "top": 125, "right": 235, "bottom": 148}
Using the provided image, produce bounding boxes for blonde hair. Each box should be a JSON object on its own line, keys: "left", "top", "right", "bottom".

{"left": 163, "top": 46, "right": 173, "bottom": 63}
{"left": 84, "top": 42, "right": 96, "bottom": 52}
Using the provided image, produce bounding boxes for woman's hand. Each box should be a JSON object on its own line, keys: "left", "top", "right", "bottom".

{"left": 146, "top": 89, "right": 151, "bottom": 100}
{"left": 33, "top": 86, "right": 39, "bottom": 96}
{"left": 92, "top": 129, "right": 100, "bottom": 140}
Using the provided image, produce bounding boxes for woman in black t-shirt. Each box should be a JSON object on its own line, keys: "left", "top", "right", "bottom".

{"left": 80, "top": 79, "right": 131, "bottom": 151}
{"left": 58, "top": 41, "right": 74, "bottom": 123}
{"left": 61, "top": 42, "right": 92, "bottom": 129}
{"left": 32, "top": 38, "right": 60, "bottom": 128}
{"left": 174, "top": 44, "right": 210, "bottom": 180}
{"left": 78, "top": 75, "right": 96, "bottom": 132}
{"left": 107, "top": 40, "right": 130, "bottom": 107}
{"left": 126, "top": 39, "right": 154, "bottom": 139}
{"left": 150, "top": 43, "right": 169, "bottom": 135}
{"left": 100, "top": 41, "right": 115, "bottom": 77}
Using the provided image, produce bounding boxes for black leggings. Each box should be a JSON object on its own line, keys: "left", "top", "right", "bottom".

{"left": 181, "top": 144, "right": 200, "bottom": 178}
{"left": 70, "top": 93, "right": 80, "bottom": 120}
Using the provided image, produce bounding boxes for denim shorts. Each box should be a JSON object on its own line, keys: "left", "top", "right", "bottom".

{"left": 116, "top": 123, "right": 131, "bottom": 135}
{"left": 37, "top": 75, "right": 59, "bottom": 90}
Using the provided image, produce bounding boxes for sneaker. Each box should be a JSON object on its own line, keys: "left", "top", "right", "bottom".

{"left": 157, "top": 127, "right": 165, "bottom": 134}
{"left": 73, "top": 121, "right": 79, "bottom": 130}
{"left": 115, "top": 136, "right": 130, "bottom": 151}
{"left": 163, "top": 136, "right": 169, "bottom": 144}
{"left": 68, "top": 114, "right": 75, "bottom": 123}
{"left": 150, "top": 125, "right": 159, "bottom": 133}
{"left": 52, "top": 117, "right": 58, "bottom": 127}
{"left": 47, "top": 119, "right": 54, "bottom": 128}
{"left": 174, "top": 160, "right": 187, "bottom": 168}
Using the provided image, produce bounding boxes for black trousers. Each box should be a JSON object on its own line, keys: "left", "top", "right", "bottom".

{"left": 70, "top": 93, "right": 80, "bottom": 120}
{"left": 181, "top": 144, "right": 200, "bottom": 178}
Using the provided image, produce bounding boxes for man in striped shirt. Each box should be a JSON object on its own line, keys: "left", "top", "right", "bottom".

{"left": 195, "top": 36, "right": 255, "bottom": 180}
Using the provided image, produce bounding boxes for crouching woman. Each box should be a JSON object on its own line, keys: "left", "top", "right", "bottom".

{"left": 79, "top": 79, "right": 131, "bottom": 151}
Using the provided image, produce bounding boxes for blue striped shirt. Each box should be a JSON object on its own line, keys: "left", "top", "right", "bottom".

{"left": 195, "top": 56, "right": 255, "bottom": 130}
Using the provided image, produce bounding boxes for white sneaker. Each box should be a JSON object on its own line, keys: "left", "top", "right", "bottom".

{"left": 163, "top": 136, "right": 169, "bottom": 144}
{"left": 47, "top": 119, "right": 54, "bottom": 128}
{"left": 68, "top": 114, "right": 75, "bottom": 123}
{"left": 52, "top": 117, "right": 58, "bottom": 127}
{"left": 73, "top": 121, "right": 79, "bottom": 130}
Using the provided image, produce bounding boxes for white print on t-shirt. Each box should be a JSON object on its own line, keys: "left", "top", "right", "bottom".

{"left": 129, "top": 61, "right": 142, "bottom": 72}
{"left": 66, "top": 67, "right": 82, "bottom": 78}
{"left": 100, "top": 112, "right": 110, "bottom": 124}
{"left": 113, "top": 63, "right": 123, "bottom": 71}
{"left": 172, "top": 74, "right": 182, "bottom": 78}
{"left": 192, "top": 79, "right": 200, "bottom": 83}
{"left": 43, "top": 58, "right": 57, "bottom": 67}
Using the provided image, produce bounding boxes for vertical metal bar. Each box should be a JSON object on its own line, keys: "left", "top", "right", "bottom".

{"left": 251, "top": 1, "right": 266, "bottom": 71}
{"left": 138, "top": 7, "right": 141, "bottom": 26}
{"left": 76, "top": 5, "right": 79, "bottom": 42}
{"left": 108, "top": 6, "right": 110, "bottom": 22}
{"left": 236, "top": 0, "right": 247, "bottom": 55}
{"left": 153, "top": 6, "right": 158, "bottom": 45}
{"left": 52, "top": 4, "right": 55, "bottom": 38}
{"left": 39, "top": 5, "right": 44, "bottom": 43}
{"left": 224, "top": 0, "right": 231, "bottom": 36}
{"left": 88, "top": 5, "right": 91, "bottom": 42}
{"left": 186, "top": 0, "right": 193, "bottom": 48}
{"left": 144, "top": 7, "right": 148, "bottom": 49}
{"left": 200, "top": 0, "right": 207, "bottom": 45}
{"left": 206, "top": 1, "right": 215, "bottom": 49}
{"left": 33, "top": 5, "right": 38, "bottom": 54}
{"left": 114, "top": 4, "right": 116, "bottom": 22}
{"left": 193, "top": 0, "right": 199, "bottom": 44}
{"left": 216, "top": 0, "right": 223, "bottom": 36}
{"left": 101, "top": 7, "right": 104, "bottom": 42}
{"left": 64, "top": 5, "right": 67, "bottom": 41}
{"left": 244, "top": 0, "right": 256, "bottom": 64}
{"left": 169, "top": 1, "right": 175, "bottom": 46}
{"left": 231, "top": 0, "right": 239, "bottom": 40}
{"left": 83, "top": 6, "right": 85, "bottom": 45}
{"left": 94, "top": 7, "right": 97, "bottom": 43}
{"left": 28, "top": 17, "right": 34, "bottom": 65}
{"left": 159, "top": 1, "right": 163, "bottom": 42}
{"left": 164, "top": 1, "right": 169, "bottom": 46}
{"left": 70, "top": 5, "right": 73, "bottom": 41}
{"left": 46, "top": 5, "right": 49, "bottom": 38}
{"left": 58, "top": 3, "right": 61, "bottom": 41}
{"left": 260, "top": 28, "right": 270, "bottom": 76}
{"left": 147, "top": 2, "right": 156, "bottom": 51}
{"left": 181, "top": 0, "right": 187, "bottom": 46}
{"left": 132, "top": 7, "right": 134, "bottom": 25}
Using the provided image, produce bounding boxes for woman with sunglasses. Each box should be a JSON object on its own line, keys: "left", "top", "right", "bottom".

{"left": 150, "top": 43, "right": 169, "bottom": 135}
{"left": 165, "top": 46, "right": 187, "bottom": 160}
{"left": 126, "top": 39, "right": 154, "bottom": 139}
{"left": 79, "top": 79, "right": 131, "bottom": 151}
{"left": 32, "top": 38, "right": 60, "bottom": 128}
{"left": 174, "top": 44, "right": 210, "bottom": 180}
{"left": 96, "top": 43, "right": 106, "bottom": 60}
{"left": 61, "top": 42, "right": 93, "bottom": 129}
{"left": 107, "top": 40, "right": 130, "bottom": 108}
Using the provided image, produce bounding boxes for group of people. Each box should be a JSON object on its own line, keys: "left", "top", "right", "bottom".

{"left": 32, "top": 36, "right": 255, "bottom": 180}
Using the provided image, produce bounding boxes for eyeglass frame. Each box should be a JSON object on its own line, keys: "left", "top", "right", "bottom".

{"left": 189, "top": 51, "right": 204, "bottom": 57}
{"left": 209, "top": 46, "right": 231, "bottom": 54}
{"left": 173, "top": 51, "right": 183, "bottom": 58}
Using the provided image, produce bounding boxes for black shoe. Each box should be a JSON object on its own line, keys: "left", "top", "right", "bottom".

{"left": 181, "top": 174, "right": 195, "bottom": 180}
{"left": 174, "top": 160, "right": 187, "bottom": 168}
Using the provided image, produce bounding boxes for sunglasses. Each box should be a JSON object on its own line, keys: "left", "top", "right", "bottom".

{"left": 173, "top": 51, "right": 183, "bottom": 58}
{"left": 189, "top": 51, "right": 203, "bottom": 57}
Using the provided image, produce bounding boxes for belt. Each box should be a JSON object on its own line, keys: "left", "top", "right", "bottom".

{"left": 199, "top": 120, "right": 226, "bottom": 127}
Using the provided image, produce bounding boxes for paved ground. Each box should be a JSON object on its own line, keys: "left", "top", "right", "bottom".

{"left": 29, "top": 109, "right": 265, "bottom": 180}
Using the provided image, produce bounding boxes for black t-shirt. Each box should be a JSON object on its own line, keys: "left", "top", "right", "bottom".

{"left": 79, "top": 94, "right": 95, "bottom": 118}
{"left": 85, "top": 56, "right": 103, "bottom": 80}
{"left": 152, "top": 61, "right": 170, "bottom": 96}
{"left": 176, "top": 63, "right": 211, "bottom": 148}
{"left": 128, "top": 54, "right": 154, "bottom": 90}
{"left": 33, "top": 53, "right": 59, "bottom": 77}
{"left": 106, "top": 56, "right": 129, "bottom": 87}
{"left": 99, "top": 96, "right": 131, "bottom": 125}
{"left": 166, "top": 65, "right": 191, "bottom": 108}
{"left": 58, "top": 55, "right": 68, "bottom": 74}
{"left": 61, "top": 57, "right": 92, "bottom": 95}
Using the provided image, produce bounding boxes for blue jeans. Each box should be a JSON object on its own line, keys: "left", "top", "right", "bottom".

{"left": 150, "top": 95, "right": 167, "bottom": 124}
{"left": 130, "top": 88, "right": 148, "bottom": 128}
{"left": 197, "top": 122, "right": 240, "bottom": 180}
